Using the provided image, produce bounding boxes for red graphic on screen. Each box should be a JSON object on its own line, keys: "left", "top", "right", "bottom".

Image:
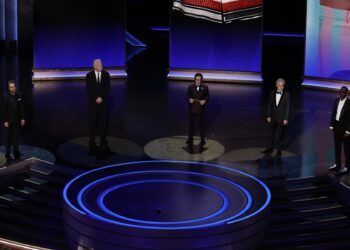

{"left": 173, "top": 0, "right": 263, "bottom": 23}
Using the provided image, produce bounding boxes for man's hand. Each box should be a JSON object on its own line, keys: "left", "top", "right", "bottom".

{"left": 267, "top": 117, "right": 271, "bottom": 123}
{"left": 4, "top": 122, "right": 9, "bottom": 128}
{"left": 283, "top": 120, "right": 288, "bottom": 126}
{"left": 21, "top": 119, "right": 25, "bottom": 126}
{"left": 96, "top": 97, "right": 103, "bottom": 104}
{"left": 189, "top": 98, "right": 194, "bottom": 104}
{"left": 200, "top": 100, "right": 206, "bottom": 106}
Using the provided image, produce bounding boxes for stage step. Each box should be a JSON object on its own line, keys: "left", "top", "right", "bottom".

{"left": 261, "top": 175, "right": 350, "bottom": 249}
{"left": 0, "top": 158, "right": 73, "bottom": 249}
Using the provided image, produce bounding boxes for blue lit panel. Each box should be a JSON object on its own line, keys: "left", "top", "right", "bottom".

{"left": 34, "top": 0, "right": 125, "bottom": 70}
{"left": 170, "top": 10, "right": 263, "bottom": 73}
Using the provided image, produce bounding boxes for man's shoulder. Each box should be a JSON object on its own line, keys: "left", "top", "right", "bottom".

{"left": 102, "top": 70, "right": 110, "bottom": 76}
{"left": 86, "top": 71, "right": 94, "bottom": 77}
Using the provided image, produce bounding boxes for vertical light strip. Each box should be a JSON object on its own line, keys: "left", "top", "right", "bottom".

{"left": 0, "top": 0, "right": 5, "bottom": 41}
{"left": 5, "top": 0, "right": 18, "bottom": 41}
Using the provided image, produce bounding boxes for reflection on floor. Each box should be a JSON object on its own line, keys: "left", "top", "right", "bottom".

{"left": 2, "top": 79, "right": 342, "bottom": 180}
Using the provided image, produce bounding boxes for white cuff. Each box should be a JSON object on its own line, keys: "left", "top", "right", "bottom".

{"left": 329, "top": 127, "right": 333, "bottom": 129}
{"left": 346, "top": 131, "right": 350, "bottom": 134}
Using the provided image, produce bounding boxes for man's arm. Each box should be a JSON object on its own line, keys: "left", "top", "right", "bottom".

{"left": 100, "top": 72, "right": 111, "bottom": 99}
{"left": 86, "top": 73, "right": 97, "bottom": 100}
{"left": 267, "top": 91, "right": 273, "bottom": 118}
{"left": 284, "top": 93, "right": 291, "bottom": 122}
{"left": 330, "top": 99, "right": 338, "bottom": 129}
{"left": 3, "top": 96, "right": 9, "bottom": 127}
{"left": 19, "top": 94, "right": 25, "bottom": 120}
{"left": 204, "top": 85, "right": 209, "bottom": 102}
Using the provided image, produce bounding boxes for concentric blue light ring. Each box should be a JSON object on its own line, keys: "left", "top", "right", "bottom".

{"left": 76, "top": 170, "right": 252, "bottom": 230}
{"left": 63, "top": 160, "right": 271, "bottom": 229}
{"left": 98, "top": 179, "right": 230, "bottom": 225}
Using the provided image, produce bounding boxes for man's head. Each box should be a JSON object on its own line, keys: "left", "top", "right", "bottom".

{"left": 93, "top": 59, "right": 103, "bottom": 72}
{"left": 194, "top": 73, "right": 203, "bottom": 86}
{"left": 275, "top": 78, "right": 286, "bottom": 92}
{"left": 8, "top": 80, "right": 16, "bottom": 95}
{"left": 339, "top": 86, "right": 349, "bottom": 100}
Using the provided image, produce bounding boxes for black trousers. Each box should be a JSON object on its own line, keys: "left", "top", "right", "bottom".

{"left": 88, "top": 102, "right": 108, "bottom": 147}
{"left": 266, "top": 121, "right": 285, "bottom": 152}
{"left": 188, "top": 112, "right": 205, "bottom": 144}
{"left": 5, "top": 124, "right": 20, "bottom": 155}
{"left": 333, "top": 123, "right": 350, "bottom": 168}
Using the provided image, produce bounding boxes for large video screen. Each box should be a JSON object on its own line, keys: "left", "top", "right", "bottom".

{"left": 170, "top": 0, "right": 263, "bottom": 72}
{"left": 34, "top": 0, "right": 125, "bottom": 69}
{"left": 305, "top": 0, "right": 350, "bottom": 81}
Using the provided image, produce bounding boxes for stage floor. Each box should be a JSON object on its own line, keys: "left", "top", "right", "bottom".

{"left": 2, "top": 78, "right": 340, "bottom": 180}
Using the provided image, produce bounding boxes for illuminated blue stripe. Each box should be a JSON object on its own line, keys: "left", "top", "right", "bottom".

{"left": 98, "top": 179, "right": 230, "bottom": 225}
{"left": 76, "top": 170, "right": 252, "bottom": 229}
{"left": 63, "top": 160, "right": 271, "bottom": 227}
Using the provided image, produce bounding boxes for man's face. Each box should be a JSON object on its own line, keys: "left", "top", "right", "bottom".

{"left": 8, "top": 83, "right": 16, "bottom": 95}
{"left": 339, "top": 88, "right": 348, "bottom": 100}
{"left": 276, "top": 81, "right": 285, "bottom": 92}
{"left": 94, "top": 62, "right": 103, "bottom": 72}
{"left": 195, "top": 76, "right": 202, "bottom": 85}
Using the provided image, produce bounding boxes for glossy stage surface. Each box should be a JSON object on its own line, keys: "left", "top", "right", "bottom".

{"left": 63, "top": 160, "right": 271, "bottom": 249}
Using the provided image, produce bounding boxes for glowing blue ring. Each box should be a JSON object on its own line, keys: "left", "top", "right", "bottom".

{"left": 97, "top": 179, "right": 231, "bottom": 225}
{"left": 76, "top": 170, "right": 252, "bottom": 229}
{"left": 63, "top": 160, "right": 271, "bottom": 229}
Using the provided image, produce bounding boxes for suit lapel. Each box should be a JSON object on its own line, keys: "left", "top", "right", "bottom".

{"left": 339, "top": 98, "right": 349, "bottom": 120}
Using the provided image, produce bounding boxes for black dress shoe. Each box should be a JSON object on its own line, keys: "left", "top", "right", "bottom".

{"left": 14, "top": 151, "right": 21, "bottom": 160}
{"left": 200, "top": 139, "right": 206, "bottom": 146}
{"left": 337, "top": 168, "right": 348, "bottom": 175}
{"left": 275, "top": 151, "right": 282, "bottom": 158}
{"left": 5, "top": 154, "right": 13, "bottom": 163}
{"left": 261, "top": 149, "right": 272, "bottom": 154}
{"left": 329, "top": 164, "right": 340, "bottom": 171}
{"left": 188, "top": 144, "right": 194, "bottom": 154}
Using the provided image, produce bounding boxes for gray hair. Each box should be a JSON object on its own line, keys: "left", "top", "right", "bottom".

{"left": 276, "top": 78, "right": 286, "bottom": 85}
{"left": 93, "top": 59, "right": 102, "bottom": 67}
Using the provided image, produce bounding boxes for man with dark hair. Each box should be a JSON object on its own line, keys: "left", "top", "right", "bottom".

{"left": 86, "top": 59, "right": 111, "bottom": 159}
{"left": 186, "top": 73, "right": 209, "bottom": 153}
{"left": 329, "top": 86, "right": 350, "bottom": 175}
{"left": 262, "top": 78, "right": 290, "bottom": 158}
{"left": 3, "top": 80, "right": 25, "bottom": 162}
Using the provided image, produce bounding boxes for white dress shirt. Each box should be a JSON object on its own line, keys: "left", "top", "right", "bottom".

{"left": 95, "top": 71, "right": 101, "bottom": 83}
{"left": 330, "top": 97, "right": 350, "bottom": 134}
{"left": 336, "top": 98, "right": 347, "bottom": 121}
{"left": 275, "top": 91, "right": 282, "bottom": 106}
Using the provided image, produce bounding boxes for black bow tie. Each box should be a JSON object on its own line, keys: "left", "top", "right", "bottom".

{"left": 276, "top": 92, "right": 282, "bottom": 95}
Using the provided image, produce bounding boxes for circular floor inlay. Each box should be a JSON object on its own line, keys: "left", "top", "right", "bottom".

{"left": 144, "top": 136, "right": 225, "bottom": 161}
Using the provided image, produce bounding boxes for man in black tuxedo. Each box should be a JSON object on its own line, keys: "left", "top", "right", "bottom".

{"left": 262, "top": 78, "right": 290, "bottom": 158}
{"left": 329, "top": 86, "right": 350, "bottom": 175}
{"left": 86, "top": 59, "right": 111, "bottom": 158}
{"left": 3, "top": 80, "right": 25, "bottom": 162}
{"left": 186, "top": 73, "right": 209, "bottom": 153}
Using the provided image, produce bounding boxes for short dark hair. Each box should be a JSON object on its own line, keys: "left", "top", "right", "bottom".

{"left": 194, "top": 73, "right": 203, "bottom": 81}
{"left": 7, "top": 80, "right": 16, "bottom": 88}
{"left": 340, "top": 86, "right": 349, "bottom": 92}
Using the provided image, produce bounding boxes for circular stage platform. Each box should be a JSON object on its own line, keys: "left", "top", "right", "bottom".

{"left": 63, "top": 160, "right": 271, "bottom": 250}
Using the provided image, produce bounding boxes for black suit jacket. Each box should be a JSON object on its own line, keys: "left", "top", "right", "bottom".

{"left": 330, "top": 98, "right": 350, "bottom": 133}
{"left": 3, "top": 93, "right": 25, "bottom": 125}
{"left": 267, "top": 90, "right": 290, "bottom": 123}
{"left": 86, "top": 70, "right": 111, "bottom": 104}
{"left": 186, "top": 84, "right": 209, "bottom": 113}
